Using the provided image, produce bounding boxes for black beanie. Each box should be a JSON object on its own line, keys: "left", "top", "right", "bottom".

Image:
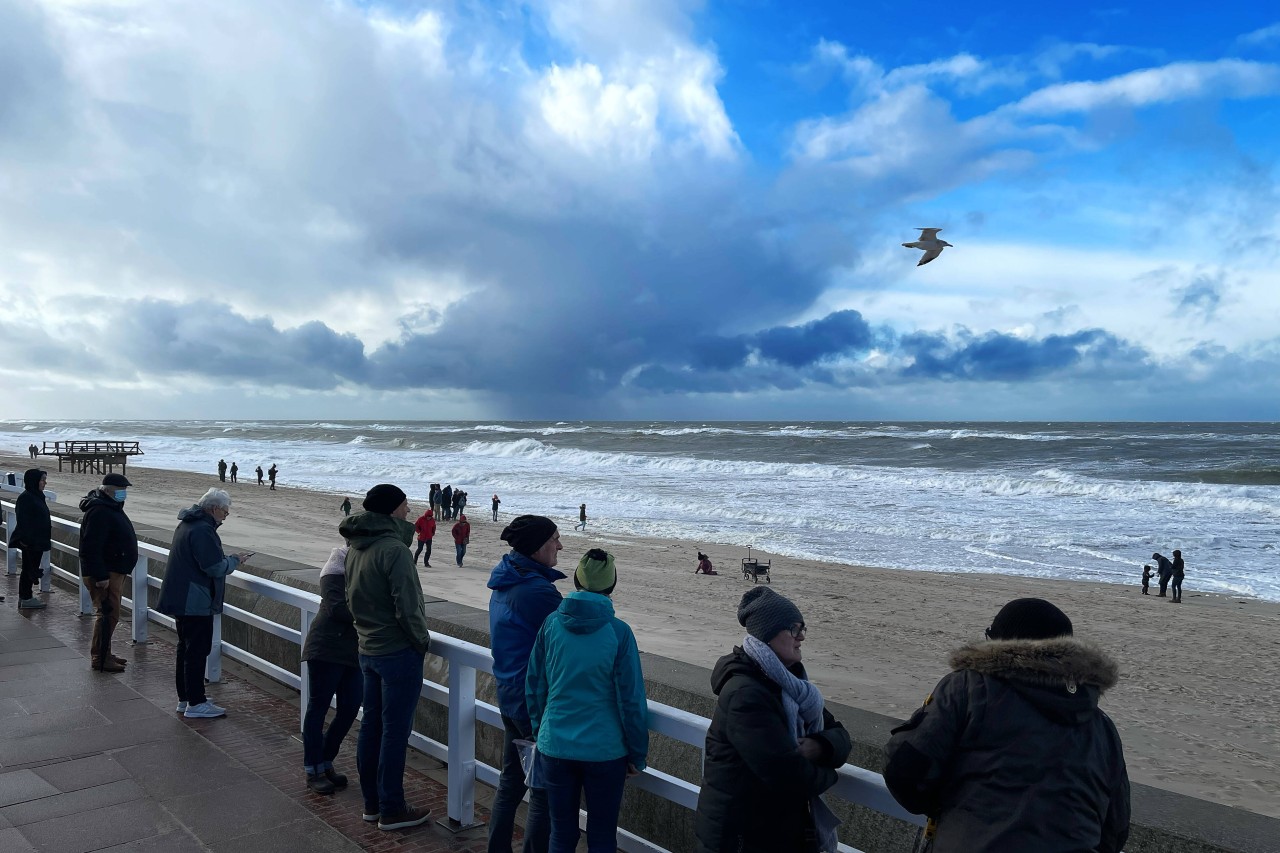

{"left": 500, "top": 515, "right": 557, "bottom": 558}
{"left": 363, "top": 484, "right": 407, "bottom": 515}
{"left": 987, "top": 598, "right": 1073, "bottom": 640}
{"left": 737, "top": 587, "right": 803, "bottom": 642}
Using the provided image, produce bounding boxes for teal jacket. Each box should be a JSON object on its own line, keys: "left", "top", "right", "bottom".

{"left": 340, "top": 511, "right": 431, "bottom": 657}
{"left": 526, "top": 591, "right": 648, "bottom": 769}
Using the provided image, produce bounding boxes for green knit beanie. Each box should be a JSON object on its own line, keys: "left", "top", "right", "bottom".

{"left": 575, "top": 549, "right": 617, "bottom": 594}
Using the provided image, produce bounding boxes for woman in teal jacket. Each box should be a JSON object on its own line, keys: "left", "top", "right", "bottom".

{"left": 526, "top": 549, "right": 648, "bottom": 853}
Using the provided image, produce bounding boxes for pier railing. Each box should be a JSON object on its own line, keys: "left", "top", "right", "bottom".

{"left": 3, "top": 498, "right": 923, "bottom": 853}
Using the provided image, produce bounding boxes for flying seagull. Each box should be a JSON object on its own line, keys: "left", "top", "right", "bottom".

{"left": 902, "top": 227, "right": 953, "bottom": 266}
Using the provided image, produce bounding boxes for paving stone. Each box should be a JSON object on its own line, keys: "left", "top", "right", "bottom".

{"left": 0, "top": 770, "right": 60, "bottom": 807}
{"left": 209, "top": 816, "right": 361, "bottom": 852}
{"left": 1, "top": 705, "right": 110, "bottom": 740}
{"left": 96, "top": 828, "right": 210, "bottom": 852}
{"left": 0, "top": 646, "right": 83, "bottom": 667}
{"left": 113, "top": 740, "right": 258, "bottom": 800}
{"left": 17, "top": 798, "right": 179, "bottom": 853}
{"left": 33, "top": 754, "right": 130, "bottom": 794}
{"left": 16, "top": 681, "right": 137, "bottom": 714}
{"left": 0, "top": 826, "right": 36, "bottom": 851}
{"left": 1, "top": 778, "right": 146, "bottom": 827}
{"left": 164, "top": 781, "right": 313, "bottom": 844}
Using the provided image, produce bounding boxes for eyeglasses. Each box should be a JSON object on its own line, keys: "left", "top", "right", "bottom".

{"left": 787, "top": 622, "right": 806, "bottom": 638}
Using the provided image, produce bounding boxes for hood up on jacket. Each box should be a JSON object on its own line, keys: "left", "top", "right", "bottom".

{"left": 339, "top": 510, "right": 414, "bottom": 550}
{"left": 23, "top": 469, "right": 46, "bottom": 493}
{"left": 556, "top": 590, "right": 614, "bottom": 634}
{"left": 177, "top": 505, "right": 216, "bottom": 525}
{"left": 710, "top": 646, "right": 810, "bottom": 696}
{"left": 949, "top": 637, "right": 1120, "bottom": 725}
{"left": 487, "top": 551, "right": 566, "bottom": 591}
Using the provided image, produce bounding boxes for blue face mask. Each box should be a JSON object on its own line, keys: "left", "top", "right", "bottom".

{"left": 113, "top": 489, "right": 127, "bottom": 503}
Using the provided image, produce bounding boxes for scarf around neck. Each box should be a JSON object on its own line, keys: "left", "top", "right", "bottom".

{"left": 742, "top": 634, "right": 825, "bottom": 741}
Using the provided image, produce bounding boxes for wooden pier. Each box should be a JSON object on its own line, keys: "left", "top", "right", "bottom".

{"left": 40, "top": 441, "right": 143, "bottom": 475}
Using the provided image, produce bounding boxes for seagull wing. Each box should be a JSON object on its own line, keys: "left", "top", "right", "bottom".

{"left": 917, "top": 246, "right": 944, "bottom": 266}
{"left": 916, "top": 227, "right": 941, "bottom": 240}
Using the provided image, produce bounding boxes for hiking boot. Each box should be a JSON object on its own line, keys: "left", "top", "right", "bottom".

{"left": 18, "top": 597, "right": 46, "bottom": 610}
{"left": 91, "top": 659, "right": 126, "bottom": 673}
{"left": 324, "top": 768, "right": 348, "bottom": 789}
{"left": 176, "top": 701, "right": 188, "bottom": 713}
{"left": 306, "top": 772, "right": 336, "bottom": 795}
{"left": 183, "top": 701, "right": 226, "bottom": 719}
{"left": 378, "top": 805, "right": 432, "bottom": 831}
{"left": 111, "top": 655, "right": 128, "bottom": 666}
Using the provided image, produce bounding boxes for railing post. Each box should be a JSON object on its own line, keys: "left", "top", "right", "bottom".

{"left": 206, "top": 613, "right": 222, "bottom": 682}
{"left": 131, "top": 554, "right": 149, "bottom": 643}
{"left": 79, "top": 575, "right": 93, "bottom": 615}
{"left": 442, "top": 661, "right": 481, "bottom": 829}
{"left": 5, "top": 510, "right": 17, "bottom": 575}
{"left": 39, "top": 550, "right": 52, "bottom": 593}
{"left": 299, "top": 607, "right": 314, "bottom": 733}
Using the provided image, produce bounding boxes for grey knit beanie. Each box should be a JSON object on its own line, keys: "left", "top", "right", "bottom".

{"left": 737, "top": 587, "right": 803, "bottom": 642}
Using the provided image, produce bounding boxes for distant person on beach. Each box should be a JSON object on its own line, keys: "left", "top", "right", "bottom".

{"left": 884, "top": 598, "right": 1130, "bottom": 853}
{"left": 452, "top": 514, "right": 471, "bottom": 566}
{"left": 157, "top": 488, "right": 252, "bottom": 719}
{"left": 9, "top": 469, "right": 51, "bottom": 610}
{"left": 413, "top": 507, "right": 436, "bottom": 568}
{"left": 28, "top": 443, "right": 38, "bottom": 459}
{"left": 268, "top": 464, "right": 278, "bottom": 490}
{"left": 695, "top": 552, "right": 718, "bottom": 575}
{"left": 1141, "top": 565, "right": 1153, "bottom": 595}
{"left": 491, "top": 494, "right": 501, "bottom": 522}
{"left": 1152, "top": 552, "right": 1174, "bottom": 597}
{"left": 78, "top": 473, "right": 138, "bottom": 672}
{"left": 1171, "top": 550, "right": 1185, "bottom": 604}
{"left": 575, "top": 504, "right": 587, "bottom": 531}
{"left": 428, "top": 485, "right": 439, "bottom": 520}
{"left": 341, "top": 497, "right": 352, "bottom": 516}
{"left": 301, "top": 545, "right": 360, "bottom": 796}
{"left": 527, "top": 549, "right": 648, "bottom": 853}
{"left": 255, "top": 465, "right": 264, "bottom": 485}
{"left": 486, "top": 515, "right": 565, "bottom": 853}
{"left": 341, "top": 484, "right": 433, "bottom": 831}
{"left": 217, "top": 459, "right": 227, "bottom": 482}
{"left": 695, "top": 587, "right": 849, "bottom": 853}
{"left": 452, "top": 489, "right": 465, "bottom": 520}
{"left": 229, "top": 462, "right": 238, "bottom": 483}
{"left": 441, "top": 485, "right": 453, "bottom": 520}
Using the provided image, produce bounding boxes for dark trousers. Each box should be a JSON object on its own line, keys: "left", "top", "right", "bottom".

{"left": 302, "top": 658, "right": 362, "bottom": 770}
{"left": 84, "top": 573, "right": 125, "bottom": 663}
{"left": 1172, "top": 577, "right": 1183, "bottom": 602}
{"left": 1158, "top": 575, "right": 1170, "bottom": 596}
{"left": 413, "top": 540, "right": 433, "bottom": 566}
{"left": 175, "top": 615, "right": 214, "bottom": 705}
{"left": 357, "top": 647, "right": 425, "bottom": 814}
{"left": 18, "top": 548, "right": 43, "bottom": 599}
{"left": 542, "top": 755, "right": 628, "bottom": 853}
{"left": 487, "top": 715, "right": 550, "bottom": 853}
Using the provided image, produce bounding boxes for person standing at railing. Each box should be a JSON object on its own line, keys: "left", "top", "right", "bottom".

{"left": 157, "top": 488, "right": 252, "bottom": 720}
{"left": 77, "top": 473, "right": 138, "bottom": 672}
{"left": 341, "top": 483, "right": 433, "bottom": 832}
{"left": 526, "top": 549, "right": 648, "bottom": 853}
{"left": 695, "top": 587, "right": 850, "bottom": 853}
{"left": 301, "top": 545, "right": 360, "bottom": 796}
{"left": 9, "top": 469, "right": 51, "bottom": 610}
{"left": 883, "top": 598, "right": 1130, "bottom": 853}
{"left": 486, "top": 514, "right": 565, "bottom": 853}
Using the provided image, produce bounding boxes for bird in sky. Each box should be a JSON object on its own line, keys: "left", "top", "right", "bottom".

{"left": 902, "top": 227, "right": 953, "bottom": 266}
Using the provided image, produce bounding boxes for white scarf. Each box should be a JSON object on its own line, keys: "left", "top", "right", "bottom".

{"left": 320, "top": 546, "right": 348, "bottom": 578}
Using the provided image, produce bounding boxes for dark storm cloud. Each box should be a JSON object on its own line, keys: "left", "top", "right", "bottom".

{"left": 900, "top": 328, "right": 1150, "bottom": 381}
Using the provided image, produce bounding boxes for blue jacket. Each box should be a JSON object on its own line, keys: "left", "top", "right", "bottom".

{"left": 157, "top": 506, "right": 240, "bottom": 616}
{"left": 526, "top": 591, "right": 649, "bottom": 770}
{"left": 487, "top": 551, "right": 565, "bottom": 726}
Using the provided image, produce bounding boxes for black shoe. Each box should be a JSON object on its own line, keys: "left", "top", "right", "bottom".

{"left": 423, "top": 562, "right": 431, "bottom": 567}
{"left": 306, "top": 772, "right": 336, "bottom": 795}
{"left": 378, "top": 805, "right": 432, "bottom": 831}
{"left": 324, "top": 767, "right": 348, "bottom": 789}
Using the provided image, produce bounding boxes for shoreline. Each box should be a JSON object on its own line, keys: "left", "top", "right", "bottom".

{"left": 6, "top": 454, "right": 1278, "bottom": 818}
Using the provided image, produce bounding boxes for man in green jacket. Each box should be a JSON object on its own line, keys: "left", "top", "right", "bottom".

{"left": 340, "top": 484, "right": 432, "bottom": 833}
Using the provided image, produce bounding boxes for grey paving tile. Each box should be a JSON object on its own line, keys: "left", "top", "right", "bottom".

{"left": 113, "top": 740, "right": 257, "bottom": 800}
{"left": 0, "top": 715, "right": 185, "bottom": 768}
{"left": 2, "top": 706, "right": 110, "bottom": 740}
{"left": 96, "top": 698, "right": 168, "bottom": 725}
{"left": 0, "top": 663, "right": 47, "bottom": 684}
{"left": 164, "top": 782, "right": 311, "bottom": 845}
{"left": 0, "top": 826, "right": 36, "bottom": 851}
{"left": 16, "top": 681, "right": 137, "bottom": 715}
{"left": 1, "top": 778, "right": 146, "bottom": 826}
{"left": 97, "top": 828, "right": 209, "bottom": 852}
{"left": 33, "top": 755, "right": 130, "bottom": 794}
{"left": 0, "top": 697, "right": 25, "bottom": 719}
{"left": 0, "top": 637, "right": 65, "bottom": 653}
{"left": 210, "top": 817, "right": 361, "bottom": 853}
{"left": 0, "top": 770, "right": 59, "bottom": 807}
{"left": 18, "top": 798, "right": 179, "bottom": 853}
{"left": 0, "top": 646, "right": 82, "bottom": 667}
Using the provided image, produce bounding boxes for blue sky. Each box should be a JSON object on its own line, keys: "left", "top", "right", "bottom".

{"left": 1, "top": 0, "right": 1278, "bottom": 420}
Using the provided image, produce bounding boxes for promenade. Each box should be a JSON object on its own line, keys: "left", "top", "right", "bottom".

{"left": 0, "top": 577, "right": 494, "bottom": 853}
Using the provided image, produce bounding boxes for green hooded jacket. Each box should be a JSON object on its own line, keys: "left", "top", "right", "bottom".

{"left": 339, "top": 510, "right": 431, "bottom": 657}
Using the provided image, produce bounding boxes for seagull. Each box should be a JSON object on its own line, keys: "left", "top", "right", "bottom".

{"left": 902, "top": 227, "right": 953, "bottom": 266}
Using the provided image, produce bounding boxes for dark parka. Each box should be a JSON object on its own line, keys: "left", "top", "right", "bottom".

{"left": 77, "top": 490, "right": 139, "bottom": 581}
{"left": 695, "top": 648, "right": 852, "bottom": 853}
{"left": 157, "top": 506, "right": 240, "bottom": 616}
{"left": 301, "top": 560, "right": 359, "bottom": 669}
{"left": 884, "top": 637, "right": 1130, "bottom": 853}
{"left": 8, "top": 469, "right": 51, "bottom": 552}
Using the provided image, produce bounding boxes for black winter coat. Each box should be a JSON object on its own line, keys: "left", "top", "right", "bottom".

{"left": 302, "top": 572, "right": 359, "bottom": 669}
{"left": 77, "top": 491, "right": 139, "bottom": 581}
{"left": 8, "top": 470, "right": 51, "bottom": 552}
{"left": 695, "top": 648, "right": 852, "bottom": 853}
{"left": 884, "top": 637, "right": 1130, "bottom": 853}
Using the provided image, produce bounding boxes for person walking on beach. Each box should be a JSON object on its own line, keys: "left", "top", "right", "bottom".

{"left": 413, "top": 507, "right": 436, "bottom": 568}
{"left": 78, "top": 473, "right": 138, "bottom": 672}
{"left": 1141, "top": 565, "right": 1153, "bottom": 595}
{"left": 1171, "top": 550, "right": 1185, "bottom": 603}
{"left": 301, "top": 545, "right": 360, "bottom": 795}
{"left": 527, "top": 549, "right": 648, "bottom": 853}
{"left": 157, "top": 488, "right": 252, "bottom": 719}
{"left": 1152, "top": 552, "right": 1174, "bottom": 597}
{"left": 268, "top": 464, "right": 278, "bottom": 490}
{"left": 491, "top": 494, "right": 501, "bottom": 522}
{"left": 883, "top": 598, "right": 1130, "bottom": 853}
{"left": 575, "top": 504, "right": 587, "bottom": 531}
{"left": 229, "top": 462, "right": 238, "bottom": 484}
{"left": 255, "top": 465, "right": 264, "bottom": 485}
{"left": 486, "top": 515, "right": 565, "bottom": 853}
{"left": 9, "top": 469, "right": 51, "bottom": 610}
{"left": 341, "top": 484, "right": 433, "bottom": 831}
{"left": 695, "top": 587, "right": 849, "bottom": 853}
{"left": 452, "top": 514, "right": 471, "bottom": 566}
{"left": 340, "top": 497, "right": 352, "bottom": 516}
{"left": 217, "top": 459, "right": 227, "bottom": 482}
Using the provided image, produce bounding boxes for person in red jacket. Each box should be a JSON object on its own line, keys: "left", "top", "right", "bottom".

{"left": 413, "top": 509, "right": 436, "bottom": 568}
{"left": 451, "top": 514, "right": 471, "bottom": 567}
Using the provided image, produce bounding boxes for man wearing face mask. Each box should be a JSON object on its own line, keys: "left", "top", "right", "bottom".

{"left": 341, "top": 484, "right": 433, "bottom": 832}
{"left": 78, "top": 474, "right": 140, "bottom": 672}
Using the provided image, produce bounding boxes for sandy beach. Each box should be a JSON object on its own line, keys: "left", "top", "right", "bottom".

{"left": 7, "top": 454, "right": 1278, "bottom": 819}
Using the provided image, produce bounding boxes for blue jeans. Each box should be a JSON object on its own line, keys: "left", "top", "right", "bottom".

{"left": 542, "top": 755, "right": 627, "bottom": 853}
{"left": 357, "top": 647, "right": 425, "bottom": 814}
{"left": 302, "top": 658, "right": 362, "bottom": 770}
{"left": 487, "top": 715, "right": 550, "bottom": 853}
{"left": 456, "top": 543, "right": 467, "bottom": 566}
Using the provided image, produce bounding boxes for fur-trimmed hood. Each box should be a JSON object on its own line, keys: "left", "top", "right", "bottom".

{"left": 949, "top": 637, "right": 1120, "bottom": 693}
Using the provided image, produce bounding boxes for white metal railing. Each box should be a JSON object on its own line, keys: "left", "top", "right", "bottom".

{"left": 2, "top": 498, "right": 924, "bottom": 853}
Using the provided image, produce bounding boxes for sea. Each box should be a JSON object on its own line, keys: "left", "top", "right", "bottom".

{"left": 3, "top": 421, "right": 1277, "bottom": 602}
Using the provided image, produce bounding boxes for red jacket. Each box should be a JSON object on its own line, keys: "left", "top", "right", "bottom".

{"left": 451, "top": 519, "right": 470, "bottom": 545}
{"left": 415, "top": 514, "right": 436, "bottom": 541}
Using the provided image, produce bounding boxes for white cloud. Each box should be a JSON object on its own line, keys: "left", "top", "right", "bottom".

{"left": 1238, "top": 23, "right": 1280, "bottom": 47}
{"left": 1009, "top": 60, "right": 1280, "bottom": 115}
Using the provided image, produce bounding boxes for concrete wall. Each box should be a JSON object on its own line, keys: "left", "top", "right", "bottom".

{"left": 33, "top": 503, "right": 1280, "bottom": 853}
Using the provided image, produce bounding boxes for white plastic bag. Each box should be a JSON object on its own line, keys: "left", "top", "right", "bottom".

{"left": 514, "top": 738, "right": 545, "bottom": 788}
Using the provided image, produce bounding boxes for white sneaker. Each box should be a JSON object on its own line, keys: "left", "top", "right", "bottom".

{"left": 183, "top": 701, "right": 226, "bottom": 719}
{"left": 176, "top": 701, "right": 188, "bottom": 713}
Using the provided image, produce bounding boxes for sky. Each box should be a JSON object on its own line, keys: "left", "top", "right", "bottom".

{"left": 1, "top": 0, "right": 1278, "bottom": 421}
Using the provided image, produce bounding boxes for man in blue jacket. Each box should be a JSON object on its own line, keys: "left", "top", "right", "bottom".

{"left": 486, "top": 515, "right": 565, "bottom": 853}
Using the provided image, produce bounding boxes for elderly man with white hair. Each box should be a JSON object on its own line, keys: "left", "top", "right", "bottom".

{"left": 157, "top": 488, "right": 253, "bottom": 719}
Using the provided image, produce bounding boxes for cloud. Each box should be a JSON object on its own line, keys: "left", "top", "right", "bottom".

{"left": 1172, "top": 272, "right": 1226, "bottom": 318}
{"left": 1238, "top": 23, "right": 1280, "bottom": 47}
{"left": 900, "top": 328, "right": 1150, "bottom": 381}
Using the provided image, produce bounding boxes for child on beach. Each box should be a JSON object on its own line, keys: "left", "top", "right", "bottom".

{"left": 1141, "top": 565, "right": 1153, "bottom": 595}
{"left": 695, "top": 552, "right": 718, "bottom": 575}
